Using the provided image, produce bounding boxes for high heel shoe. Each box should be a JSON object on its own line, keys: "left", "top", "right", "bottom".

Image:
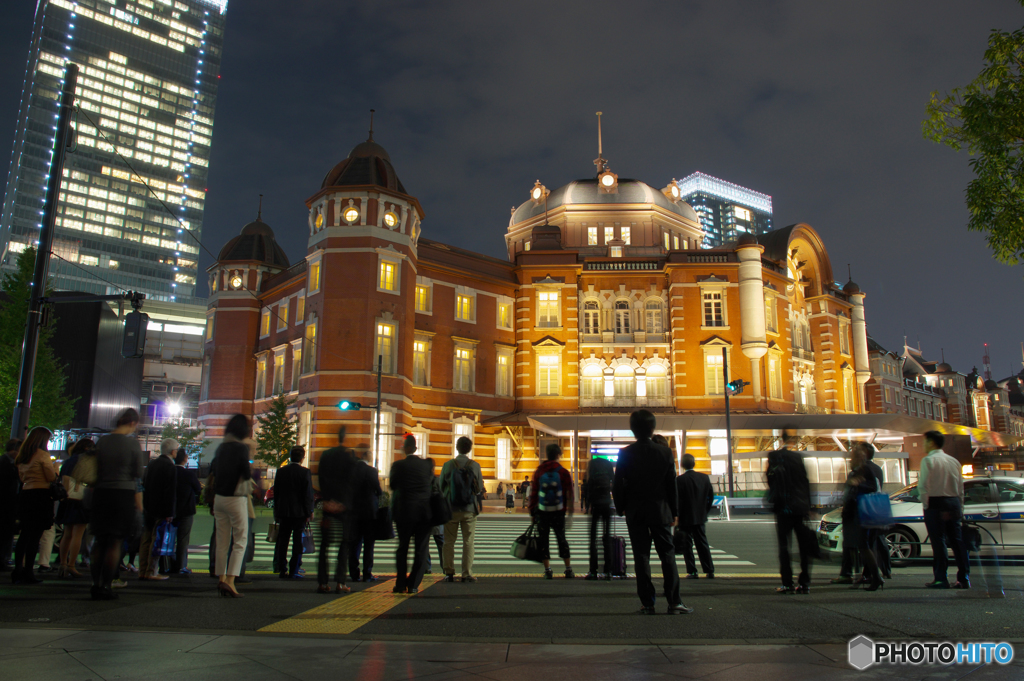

{"left": 865, "top": 580, "right": 884, "bottom": 592}
{"left": 217, "top": 582, "right": 243, "bottom": 598}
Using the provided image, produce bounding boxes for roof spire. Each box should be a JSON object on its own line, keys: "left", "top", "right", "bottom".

{"left": 593, "top": 111, "right": 607, "bottom": 174}
{"left": 847, "top": 263, "right": 852, "bottom": 282}
{"left": 257, "top": 193, "right": 263, "bottom": 220}
{"left": 368, "top": 109, "right": 375, "bottom": 141}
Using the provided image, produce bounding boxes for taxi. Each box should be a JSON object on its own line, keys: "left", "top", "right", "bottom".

{"left": 816, "top": 475, "right": 1024, "bottom": 565}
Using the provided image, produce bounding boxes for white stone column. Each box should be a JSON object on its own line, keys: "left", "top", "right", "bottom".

{"left": 849, "top": 288, "right": 870, "bottom": 413}
{"left": 737, "top": 241, "right": 767, "bottom": 400}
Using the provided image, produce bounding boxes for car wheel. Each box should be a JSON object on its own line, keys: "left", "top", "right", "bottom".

{"left": 266, "top": 499, "right": 274, "bottom": 510}
{"left": 886, "top": 526, "right": 920, "bottom": 567}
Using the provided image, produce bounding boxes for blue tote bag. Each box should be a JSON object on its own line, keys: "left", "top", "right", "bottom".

{"left": 857, "top": 492, "right": 893, "bottom": 529}
{"left": 152, "top": 520, "right": 177, "bottom": 557}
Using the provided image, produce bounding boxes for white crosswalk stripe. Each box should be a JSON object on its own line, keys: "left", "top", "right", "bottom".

{"left": 191, "top": 518, "right": 755, "bottom": 572}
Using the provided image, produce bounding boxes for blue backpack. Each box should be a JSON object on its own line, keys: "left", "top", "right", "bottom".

{"left": 537, "top": 469, "right": 564, "bottom": 512}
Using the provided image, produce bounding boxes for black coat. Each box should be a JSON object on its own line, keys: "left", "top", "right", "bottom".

{"left": 585, "top": 457, "right": 614, "bottom": 507}
{"left": 765, "top": 448, "right": 811, "bottom": 517}
{"left": 0, "top": 454, "right": 19, "bottom": 520}
{"left": 317, "top": 446, "right": 356, "bottom": 511}
{"left": 174, "top": 465, "right": 201, "bottom": 519}
{"left": 273, "top": 463, "right": 314, "bottom": 520}
{"left": 612, "top": 438, "right": 678, "bottom": 526}
{"left": 676, "top": 470, "right": 714, "bottom": 527}
{"left": 350, "top": 460, "right": 382, "bottom": 520}
{"left": 143, "top": 455, "right": 177, "bottom": 518}
{"left": 211, "top": 440, "right": 252, "bottom": 496}
{"left": 389, "top": 455, "right": 434, "bottom": 526}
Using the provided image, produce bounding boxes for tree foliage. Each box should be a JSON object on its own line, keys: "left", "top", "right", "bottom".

{"left": 160, "top": 420, "right": 210, "bottom": 464}
{"left": 254, "top": 394, "right": 297, "bottom": 467}
{"left": 924, "top": 8, "right": 1024, "bottom": 265}
{"left": 0, "top": 248, "right": 76, "bottom": 433}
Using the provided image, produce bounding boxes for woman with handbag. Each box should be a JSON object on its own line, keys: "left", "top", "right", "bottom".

{"left": 843, "top": 443, "right": 883, "bottom": 592}
{"left": 211, "top": 414, "right": 252, "bottom": 598}
{"left": 57, "top": 439, "right": 94, "bottom": 578}
{"left": 11, "top": 427, "right": 56, "bottom": 584}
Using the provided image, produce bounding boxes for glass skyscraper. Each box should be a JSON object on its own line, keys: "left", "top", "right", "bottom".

{"left": 1, "top": 0, "right": 228, "bottom": 302}
{"left": 677, "top": 172, "right": 772, "bottom": 249}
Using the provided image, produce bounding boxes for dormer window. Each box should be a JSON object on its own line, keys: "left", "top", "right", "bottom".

{"left": 384, "top": 211, "right": 398, "bottom": 228}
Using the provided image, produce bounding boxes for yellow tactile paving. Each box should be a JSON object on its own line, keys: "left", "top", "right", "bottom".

{"left": 259, "top": 575, "right": 442, "bottom": 635}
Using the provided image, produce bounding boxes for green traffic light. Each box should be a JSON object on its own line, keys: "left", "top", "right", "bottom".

{"left": 339, "top": 400, "right": 361, "bottom": 411}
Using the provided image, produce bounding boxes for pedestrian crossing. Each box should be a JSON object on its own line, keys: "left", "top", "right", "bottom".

{"left": 190, "top": 518, "right": 755, "bottom": 574}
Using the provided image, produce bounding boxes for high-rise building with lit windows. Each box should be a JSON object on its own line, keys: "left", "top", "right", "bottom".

{"left": 676, "top": 171, "right": 772, "bottom": 248}
{"left": 0, "top": 0, "right": 228, "bottom": 302}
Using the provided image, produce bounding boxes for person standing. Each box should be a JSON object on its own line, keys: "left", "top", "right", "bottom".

{"left": 504, "top": 483, "right": 516, "bottom": 514}
{"left": 520, "top": 476, "right": 531, "bottom": 509}
{"left": 57, "top": 439, "right": 94, "bottom": 578}
{"left": 90, "top": 409, "right": 145, "bottom": 599}
{"left": 273, "top": 446, "right": 314, "bottom": 580}
{"left": 919, "top": 430, "right": 969, "bottom": 589}
{"left": 317, "top": 426, "right": 356, "bottom": 594}
{"left": 676, "top": 453, "right": 715, "bottom": 579}
{"left": 389, "top": 435, "right": 435, "bottom": 594}
{"left": 169, "top": 447, "right": 201, "bottom": 574}
{"left": 529, "top": 444, "right": 575, "bottom": 579}
{"left": 613, "top": 410, "right": 690, "bottom": 615}
{"left": 584, "top": 454, "right": 614, "bottom": 580}
{"left": 211, "top": 415, "right": 252, "bottom": 598}
{"left": 0, "top": 439, "right": 22, "bottom": 571}
{"left": 440, "top": 437, "right": 482, "bottom": 583}
{"left": 766, "top": 429, "right": 817, "bottom": 594}
{"left": 11, "top": 428, "right": 56, "bottom": 584}
{"left": 843, "top": 442, "right": 883, "bottom": 591}
{"left": 348, "top": 447, "right": 382, "bottom": 583}
{"left": 138, "top": 438, "right": 178, "bottom": 581}
{"left": 863, "top": 447, "right": 891, "bottom": 580}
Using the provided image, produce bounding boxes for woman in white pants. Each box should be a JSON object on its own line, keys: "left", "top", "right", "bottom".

{"left": 211, "top": 414, "right": 252, "bottom": 598}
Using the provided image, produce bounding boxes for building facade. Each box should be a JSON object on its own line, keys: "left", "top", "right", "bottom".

{"left": 676, "top": 172, "right": 773, "bottom": 249}
{"left": 1, "top": 0, "right": 228, "bottom": 303}
{"left": 199, "top": 136, "right": 873, "bottom": 485}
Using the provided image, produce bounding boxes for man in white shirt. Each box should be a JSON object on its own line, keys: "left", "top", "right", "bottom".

{"left": 918, "top": 431, "right": 969, "bottom": 589}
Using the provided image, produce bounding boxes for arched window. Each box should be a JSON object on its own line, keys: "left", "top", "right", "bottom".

{"left": 646, "top": 364, "right": 668, "bottom": 401}
{"left": 614, "top": 364, "right": 635, "bottom": 399}
{"left": 615, "top": 300, "right": 631, "bottom": 335}
{"left": 581, "top": 364, "right": 603, "bottom": 400}
{"left": 645, "top": 299, "right": 664, "bottom": 334}
{"left": 583, "top": 300, "right": 600, "bottom": 334}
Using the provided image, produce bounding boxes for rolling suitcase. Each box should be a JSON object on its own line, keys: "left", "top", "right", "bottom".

{"left": 605, "top": 517, "right": 628, "bottom": 578}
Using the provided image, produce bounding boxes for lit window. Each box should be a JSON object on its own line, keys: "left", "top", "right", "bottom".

{"left": 344, "top": 206, "right": 359, "bottom": 223}
{"left": 80, "top": 254, "right": 99, "bottom": 267}
{"left": 454, "top": 347, "right": 474, "bottom": 391}
{"left": 884, "top": 386, "right": 891, "bottom": 404}
{"left": 702, "top": 291, "right": 724, "bottom": 327}
{"left": 255, "top": 356, "right": 267, "bottom": 400}
{"left": 496, "top": 352, "right": 511, "bottom": 396}
{"left": 538, "top": 354, "right": 560, "bottom": 396}
{"left": 452, "top": 421, "right": 474, "bottom": 458}
{"left": 291, "top": 346, "right": 301, "bottom": 391}
{"left": 456, "top": 294, "right": 474, "bottom": 322}
{"left": 537, "top": 291, "right": 559, "bottom": 327}
{"left": 205, "top": 315, "right": 214, "bottom": 342}
{"left": 496, "top": 437, "right": 512, "bottom": 480}
{"left": 497, "top": 302, "right": 512, "bottom": 329}
{"left": 840, "top": 320, "right": 850, "bottom": 355}
{"left": 413, "top": 340, "right": 429, "bottom": 386}
{"left": 768, "top": 357, "right": 782, "bottom": 399}
{"left": 610, "top": 246, "right": 623, "bottom": 258}
{"left": 302, "top": 321, "right": 316, "bottom": 373}
{"left": 260, "top": 309, "right": 270, "bottom": 337}
{"left": 376, "top": 323, "right": 395, "bottom": 374}
{"left": 614, "top": 365, "right": 634, "bottom": 399}
{"left": 524, "top": 240, "right": 531, "bottom": 251}
{"left": 705, "top": 352, "right": 725, "bottom": 395}
{"left": 415, "top": 285, "right": 430, "bottom": 313}
{"left": 615, "top": 299, "right": 631, "bottom": 335}
{"left": 645, "top": 299, "right": 663, "bottom": 334}
{"left": 273, "top": 353, "right": 285, "bottom": 395}
{"left": 384, "top": 211, "right": 398, "bottom": 228}
{"left": 277, "top": 301, "right": 288, "bottom": 330}
{"left": 673, "top": 235, "right": 680, "bottom": 250}
{"left": 372, "top": 411, "right": 394, "bottom": 472}
{"left": 663, "top": 232, "right": 670, "bottom": 250}
{"left": 844, "top": 376, "right": 855, "bottom": 412}
{"left": 379, "top": 261, "right": 396, "bottom": 291}
{"left": 581, "top": 364, "right": 603, "bottom": 400}
{"left": 308, "top": 260, "right": 321, "bottom": 292}
{"left": 646, "top": 365, "right": 668, "bottom": 400}
{"left": 764, "top": 297, "right": 776, "bottom": 332}
{"left": 588, "top": 227, "right": 598, "bottom": 245}
{"left": 621, "top": 226, "right": 630, "bottom": 245}
{"left": 583, "top": 300, "right": 600, "bottom": 334}
{"left": 604, "top": 226, "right": 614, "bottom": 244}
{"left": 295, "top": 295, "right": 305, "bottom": 324}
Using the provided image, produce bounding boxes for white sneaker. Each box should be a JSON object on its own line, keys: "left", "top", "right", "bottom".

{"left": 111, "top": 578, "right": 128, "bottom": 589}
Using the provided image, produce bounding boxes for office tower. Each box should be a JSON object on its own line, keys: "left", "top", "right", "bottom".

{"left": 1, "top": 0, "right": 229, "bottom": 302}
{"left": 677, "top": 172, "right": 772, "bottom": 248}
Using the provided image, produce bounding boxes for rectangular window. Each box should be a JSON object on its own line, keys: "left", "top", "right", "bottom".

{"left": 524, "top": 241, "right": 531, "bottom": 251}
{"left": 663, "top": 232, "right": 670, "bottom": 250}
{"left": 705, "top": 352, "right": 724, "bottom": 395}
{"left": 372, "top": 411, "right": 394, "bottom": 473}
{"left": 765, "top": 297, "right": 776, "bottom": 332}
{"left": 291, "top": 347, "right": 301, "bottom": 392}
{"left": 452, "top": 422, "right": 474, "bottom": 458}
{"left": 588, "top": 226, "right": 598, "bottom": 245}
{"left": 379, "top": 261, "right": 396, "bottom": 291}
{"left": 260, "top": 309, "right": 270, "bottom": 337}
{"left": 768, "top": 357, "right": 782, "bottom": 399}
{"left": 537, "top": 291, "right": 559, "bottom": 327}
{"left": 454, "top": 347, "right": 473, "bottom": 391}
{"left": 496, "top": 353, "right": 511, "bottom": 396}
{"left": 496, "top": 437, "right": 512, "bottom": 480}
{"left": 200, "top": 357, "right": 210, "bottom": 402}
{"left": 604, "top": 226, "right": 614, "bottom": 244}
{"left": 703, "top": 291, "right": 724, "bottom": 327}
{"left": 621, "top": 226, "right": 630, "bottom": 245}
{"left": 844, "top": 376, "right": 856, "bottom": 412}
{"left": 273, "top": 353, "right": 285, "bottom": 395}
{"left": 413, "top": 340, "right": 428, "bottom": 386}
{"left": 884, "top": 386, "right": 891, "bottom": 404}
{"left": 497, "top": 302, "right": 512, "bottom": 329}
{"left": 308, "top": 260, "right": 320, "bottom": 292}
{"left": 376, "top": 323, "right": 395, "bottom": 374}
{"left": 295, "top": 295, "right": 305, "bottom": 324}
{"left": 415, "top": 285, "right": 430, "bottom": 313}
{"left": 673, "top": 235, "right": 680, "bottom": 250}
{"left": 298, "top": 411, "right": 311, "bottom": 448}
{"left": 302, "top": 322, "right": 316, "bottom": 373}
{"left": 205, "top": 315, "right": 214, "bottom": 342}
{"left": 456, "top": 294, "right": 473, "bottom": 321}
{"left": 255, "top": 357, "right": 267, "bottom": 400}
{"left": 538, "top": 354, "right": 560, "bottom": 395}
{"left": 277, "top": 301, "right": 288, "bottom": 330}
{"left": 840, "top": 322, "right": 850, "bottom": 355}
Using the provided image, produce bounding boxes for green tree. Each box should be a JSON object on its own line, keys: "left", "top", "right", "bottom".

{"left": 0, "top": 248, "right": 75, "bottom": 433}
{"left": 254, "top": 394, "right": 297, "bottom": 467}
{"left": 159, "top": 420, "right": 210, "bottom": 463}
{"left": 924, "top": 6, "right": 1024, "bottom": 265}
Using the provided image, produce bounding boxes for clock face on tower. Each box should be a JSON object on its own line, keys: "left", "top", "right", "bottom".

{"left": 230, "top": 275, "right": 242, "bottom": 289}
{"left": 384, "top": 211, "right": 397, "bottom": 228}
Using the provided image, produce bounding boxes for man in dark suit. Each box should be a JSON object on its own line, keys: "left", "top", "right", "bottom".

{"left": 168, "top": 447, "right": 202, "bottom": 574}
{"left": 317, "top": 427, "right": 357, "bottom": 594}
{"left": 613, "top": 410, "right": 692, "bottom": 615}
{"left": 348, "top": 447, "right": 382, "bottom": 582}
{"left": 676, "top": 454, "right": 715, "bottom": 579}
{"left": 273, "top": 446, "right": 314, "bottom": 579}
{"left": 766, "top": 429, "right": 817, "bottom": 594}
{"left": 138, "top": 438, "right": 178, "bottom": 580}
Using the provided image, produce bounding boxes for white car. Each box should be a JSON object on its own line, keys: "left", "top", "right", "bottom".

{"left": 816, "top": 475, "right": 1024, "bottom": 566}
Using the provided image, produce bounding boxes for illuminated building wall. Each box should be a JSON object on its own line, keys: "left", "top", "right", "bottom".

{"left": 0, "top": 0, "right": 228, "bottom": 303}
{"left": 677, "top": 172, "right": 773, "bottom": 248}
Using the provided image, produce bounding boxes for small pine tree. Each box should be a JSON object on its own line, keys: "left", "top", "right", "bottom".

{"left": 254, "top": 394, "right": 297, "bottom": 467}
{"left": 160, "top": 421, "right": 210, "bottom": 465}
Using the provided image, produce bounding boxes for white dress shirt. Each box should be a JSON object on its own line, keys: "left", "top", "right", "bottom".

{"left": 918, "top": 448, "right": 964, "bottom": 510}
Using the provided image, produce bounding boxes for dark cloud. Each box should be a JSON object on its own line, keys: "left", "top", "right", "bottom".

{"left": 1, "top": 0, "right": 1022, "bottom": 376}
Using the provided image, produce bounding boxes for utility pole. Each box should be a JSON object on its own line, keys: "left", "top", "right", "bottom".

{"left": 11, "top": 63, "right": 78, "bottom": 440}
{"left": 374, "top": 354, "right": 383, "bottom": 469}
{"left": 723, "top": 347, "right": 734, "bottom": 497}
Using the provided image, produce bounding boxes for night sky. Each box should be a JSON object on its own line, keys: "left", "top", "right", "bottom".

{"left": 1, "top": 0, "right": 1022, "bottom": 378}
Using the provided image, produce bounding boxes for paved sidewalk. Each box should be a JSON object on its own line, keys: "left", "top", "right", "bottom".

{"left": 3, "top": 627, "right": 1022, "bottom": 680}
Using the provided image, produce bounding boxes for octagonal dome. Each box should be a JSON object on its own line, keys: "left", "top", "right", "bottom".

{"left": 217, "top": 217, "right": 290, "bottom": 268}
{"left": 510, "top": 178, "right": 698, "bottom": 225}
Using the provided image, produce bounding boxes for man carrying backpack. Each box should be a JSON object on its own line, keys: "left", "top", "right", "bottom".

{"left": 529, "top": 444, "right": 575, "bottom": 579}
{"left": 766, "top": 428, "right": 817, "bottom": 594}
{"left": 440, "top": 437, "right": 483, "bottom": 582}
